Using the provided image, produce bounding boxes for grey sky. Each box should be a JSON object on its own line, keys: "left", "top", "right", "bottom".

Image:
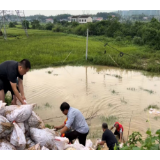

{"left": 24, "top": 10, "right": 117, "bottom": 16}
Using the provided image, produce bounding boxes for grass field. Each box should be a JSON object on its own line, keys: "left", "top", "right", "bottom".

{"left": 0, "top": 28, "right": 160, "bottom": 73}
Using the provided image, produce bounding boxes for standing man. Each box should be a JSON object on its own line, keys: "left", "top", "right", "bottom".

{"left": 98, "top": 123, "right": 118, "bottom": 150}
{"left": 110, "top": 122, "right": 124, "bottom": 143}
{"left": 0, "top": 59, "right": 31, "bottom": 105}
{"left": 55, "top": 102, "right": 89, "bottom": 146}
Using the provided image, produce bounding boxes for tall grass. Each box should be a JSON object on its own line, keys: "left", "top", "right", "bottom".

{"left": 1, "top": 28, "right": 160, "bottom": 73}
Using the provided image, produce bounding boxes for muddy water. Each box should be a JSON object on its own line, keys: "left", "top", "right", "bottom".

{"left": 24, "top": 65, "right": 160, "bottom": 141}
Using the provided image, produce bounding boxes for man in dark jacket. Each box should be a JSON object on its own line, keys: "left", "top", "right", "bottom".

{"left": 98, "top": 123, "right": 118, "bottom": 150}
{"left": 0, "top": 59, "right": 31, "bottom": 105}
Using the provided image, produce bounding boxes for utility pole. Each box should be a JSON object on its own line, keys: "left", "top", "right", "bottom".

{"left": 86, "top": 28, "right": 88, "bottom": 61}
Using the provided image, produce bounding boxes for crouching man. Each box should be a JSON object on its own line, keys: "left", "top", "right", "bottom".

{"left": 98, "top": 123, "right": 118, "bottom": 150}
{"left": 55, "top": 102, "right": 89, "bottom": 146}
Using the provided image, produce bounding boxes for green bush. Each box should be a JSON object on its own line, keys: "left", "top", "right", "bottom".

{"left": 45, "top": 23, "right": 53, "bottom": 30}
{"left": 115, "top": 36, "right": 122, "bottom": 41}
{"left": 9, "top": 22, "right": 16, "bottom": 28}
{"left": 133, "top": 36, "right": 144, "bottom": 45}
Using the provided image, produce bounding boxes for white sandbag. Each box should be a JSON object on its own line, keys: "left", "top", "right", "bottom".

{"left": 16, "top": 99, "right": 27, "bottom": 106}
{"left": 30, "top": 127, "right": 56, "bottom": 150}
{"left": 85, "top": 139, "right": 93, "bottom": 148}
{"left": 24, "top": 120, "right": 30, "bottom": 136}
{"left": 10, "top": 122, "right": 26, "bottom": 150}
{"left": 28, "top": 143, "right": 41, "bottom": 150}
{"left": 54, "top": 136, "right": 69, "bottom": 150}
{"left": 28, "top": 111, "right": 45, "bottom": 129}
{"left": 26, "top": 137, "right": 36, "bottom": 149}
{"left": 0, "top": 101, "right": 6, "bottom": 116}
{"left": 5, "top": 104, "right": 35, "bottom": 122}
{"left": 74, "top": 139, "right": 79, "bottom": 145}
{"left": 64, "top": 143, "right": 90, "bottom": 150}
{"left": 41, "top": 146, "right": 49, "bottom": 150}
{"left": 0, "top": 115, "right": 13, "bottom": 138}
{"left": 0, "top": 139, "right": 16, "bottom": 150}
{"left": 17, "top": 123, "right": 25, "bottom": 134}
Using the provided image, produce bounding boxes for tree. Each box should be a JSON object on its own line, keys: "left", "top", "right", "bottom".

{"left": 22, "top": 20, "right": 29, "bottom": 29}
{"left": 45, "top": 23, "right": 53, "bottom": 30}
{"left": 9, "top": 22, "right": 16, "bottom": 28}
{"left": 31, "top": 20, "right": 41, "bottom": 29}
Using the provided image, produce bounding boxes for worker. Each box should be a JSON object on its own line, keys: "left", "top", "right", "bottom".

{"left": 55, "top": 102, "right": 89, "bottom": 146}
{"left": 0, "top": 59, "right": 31, "bottom": 105}
{"left": 98, "top": 123, "right": 118, "bottom": 150}
{"left": 110, "top": 122, "right": 124, "bottom": 143}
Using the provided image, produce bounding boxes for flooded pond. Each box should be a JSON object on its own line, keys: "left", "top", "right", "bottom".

{"left": 24, "top": 65, "right": 160, "bottom": 141}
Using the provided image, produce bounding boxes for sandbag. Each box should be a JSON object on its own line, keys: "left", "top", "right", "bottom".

{"left": 0, "top": 139, "right": 16, "bottom": 150}
{"left": 30, "top": 127, "right": 56, "bottom": 149}
{"left": 5, "top": 104, "right": 35, "bottom": 122}
{"left": 54, "top": 136, "right": 69, "bottom": 150}
{"left": 0, "top": 115, "right": 13, "bottom": 138}
{"left": 17, "top": 123, "right": 25, "bottom": 134}
{"left": 28, "top": 111, "right": 45, "bottom": 129}
{"left": 24, "top": 120, "right": 30, "bottom": 136}
{"left": 64, "top": 143, "right": 90, "bottom": 150}
{"left": 0, "top": 101, "right": 6, "bottom": 116}
{"left": 41, "top": 146, "right": 49, "bottom": 150}
{"left": 28, "top": 143, "right": 41, "bottom": 150}
{"left": 10, "top": 122, "right": 26, "bottom": 150}
{"left": 26, "top": 137, "right": 36, "bottom": 149}
{"left": 85, "top": 139, "right": 93, "bottom": 148}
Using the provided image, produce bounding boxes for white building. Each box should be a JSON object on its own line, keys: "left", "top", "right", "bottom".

{"left": 70, "top": 15, "right": 92, "bottom": 23}
{"left": 46, "top": 18, "right": 54, "bottom": 23}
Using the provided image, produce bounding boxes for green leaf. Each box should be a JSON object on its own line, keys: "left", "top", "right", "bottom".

{"left": 156, "top": 129, "right": 160, "bottom": 135}
{"left": 146, "top": 129, "right": 152, "bottom": 136}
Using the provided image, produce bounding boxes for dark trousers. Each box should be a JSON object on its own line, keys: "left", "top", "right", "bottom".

{"left": 0, "top": 78, "right": 19, "bottom": 99}
{"left": 114, "top": 130, "right": 120, "bottom": 139}
{"left": 65, "top": 130, "right": 89, "bottom": 146}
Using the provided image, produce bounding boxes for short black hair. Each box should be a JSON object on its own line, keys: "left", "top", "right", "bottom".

{"left": 60, "top": 102, "right": 70, "bottom": 112}
{"left": 102, "top": 123, "right": 108, "bottom": 129}
{"left": 18, "top": 59, "right": 31, "bottom": 69}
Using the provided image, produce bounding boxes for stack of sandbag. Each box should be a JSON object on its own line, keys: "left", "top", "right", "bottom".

{"left": 0, "top": 101, "right": 94, "bottom": 150}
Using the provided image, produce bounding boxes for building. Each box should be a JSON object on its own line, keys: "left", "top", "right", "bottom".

{"left": 93, "top": 17, "right": 103, "bottom": 22}
{"left": 46, "top": 18, "right": 53, "bottom": 23}
{"left": 70, "top": 15, "right": 92, "bottom": 23}
{"left": 143, "top": 17, "right": 148, "bottom": 20}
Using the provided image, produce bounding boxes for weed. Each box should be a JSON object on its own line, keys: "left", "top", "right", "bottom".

{"left": 100, "top": 115, "right": 118, "bottom": 125}
{"left": 5, "top": 95, "right": 12, "bottom": 105}
{"left": 44, "top": 102, "right": 52, "bottom": 108}
{"left": 45, "top": 124, "right": 54, "bottom": 129}
{"left": 120, "top": 97, "right": 127, "bottom": 104}
{"left": 144, "top": 105, "right": 160, "bottom": 111}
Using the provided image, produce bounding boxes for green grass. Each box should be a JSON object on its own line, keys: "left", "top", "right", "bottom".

{"left": 45, "top": 124, "right": 54, "bottom": 129}
{"left": 120, "top": 97, "right": 127, "bottom": 104}
{"left": 0, "top": 28, "right": 160, "bottom": 73}
{"left": 100, "top": 115, "right": 118, "bottom": 125}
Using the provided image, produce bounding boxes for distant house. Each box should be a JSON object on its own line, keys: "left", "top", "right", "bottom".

{"left": 112, "top": 15, "right": 116, "bottom": 18}
{"left": 46, "top": 18, "right": 53, "bottom": 23}
{"left": 143, "top": 17, "right": 148, "bottom": 20}
{"left": 60, "top": 19, "right": 68, "bottom": 22}
{"left": 70, "top": 15, "right": 92, "bottom": 23}
{"left": 93, "top": 17, "right": 103, "bottom": 22}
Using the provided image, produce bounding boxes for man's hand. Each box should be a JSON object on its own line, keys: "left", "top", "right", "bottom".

{"left": 21, "top": 95, "right": 26, "bottom": 101}
{"left": 54, "top": 126, "right": 60, "bottom": 131}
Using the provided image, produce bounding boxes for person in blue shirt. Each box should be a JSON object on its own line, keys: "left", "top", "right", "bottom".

{"left": 55, "top": 102, "right": 89, "bottom": 146}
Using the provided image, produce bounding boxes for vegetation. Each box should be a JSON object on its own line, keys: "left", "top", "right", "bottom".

{"left": 5, "top": 95, "right": 12, "bottom": 105}
{"left": 144, "top": 105, "right": 160, "bottom": 111}
{"left": 115, "top": 129, "right": 160, "bottom": 150}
